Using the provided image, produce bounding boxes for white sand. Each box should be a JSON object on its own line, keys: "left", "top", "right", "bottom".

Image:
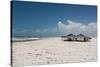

{"left": 12, "top": 37, "right": 97, "bottom": 67}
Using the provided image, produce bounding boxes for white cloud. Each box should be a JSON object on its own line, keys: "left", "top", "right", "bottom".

{"left": 32, "top": 20, "right": 97, "bottom": 37}
{"left": 57, "top": 20, "right": 97, "bottom": 37}
{"left": 13, "top": 20, "right": 97, "bottom": 37}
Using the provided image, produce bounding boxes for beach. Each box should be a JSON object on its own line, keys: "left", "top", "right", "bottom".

{"left": 12, "top": 37, "right": 97, "bottom": 67}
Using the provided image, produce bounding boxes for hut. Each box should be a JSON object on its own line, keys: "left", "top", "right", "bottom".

{"left": 66, "top": 34, "right": 76, "bottom": 41}
{"left": 61, "top": 34, "right": 91, "bottom": 42}
{"left": 76, "top": 34, "right": 91, "bottom": 42}
{"left": 76, "top": 34, "right": 85, "bottom": 41}
{"left": 61, "top": 34, "right": 76, "bottom": 41}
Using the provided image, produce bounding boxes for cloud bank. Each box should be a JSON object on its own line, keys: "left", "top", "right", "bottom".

{"left": 31, "top": 20, "right": 97, "bottom": 37}
{"left": 13, "top": 20, "right": 97, "bottom": 37}
{"left": 57, "top": 20, "right": 97, "bottom": 37}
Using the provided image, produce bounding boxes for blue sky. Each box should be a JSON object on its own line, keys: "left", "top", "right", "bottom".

{"left": 12, "top": 1, "right": 97, "bottom": 37}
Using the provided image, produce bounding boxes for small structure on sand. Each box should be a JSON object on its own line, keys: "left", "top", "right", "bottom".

{"left": 61, "top": 34, "right": 91, "bottom": 42}
{"left": 76, "top": 34, "right": 91, "bottom": 42}
{"left": 66, "top": 34, "right": 76, "bottom": 41}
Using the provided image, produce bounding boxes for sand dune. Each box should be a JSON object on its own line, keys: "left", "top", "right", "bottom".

{"left": 12, "top": 37, "right": 97, "bottom": 67}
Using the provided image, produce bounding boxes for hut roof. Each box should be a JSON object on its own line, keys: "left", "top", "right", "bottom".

{"left": 77, "top": 34, "right": 85, "bottom": 37}
{"left": 67, "top": 34, "right": 75, "bottom": 36}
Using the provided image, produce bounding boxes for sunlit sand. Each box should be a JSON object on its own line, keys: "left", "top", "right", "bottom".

{"left": 12, "top": 37, "right": 97, "bottom": 66}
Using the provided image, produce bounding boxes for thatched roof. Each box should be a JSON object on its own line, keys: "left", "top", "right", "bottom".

{"left": 67, "top": 34, "right": 75, "bottom": 37}
{"left": 77, "top": 34, "right": 85, "bottom": 37}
